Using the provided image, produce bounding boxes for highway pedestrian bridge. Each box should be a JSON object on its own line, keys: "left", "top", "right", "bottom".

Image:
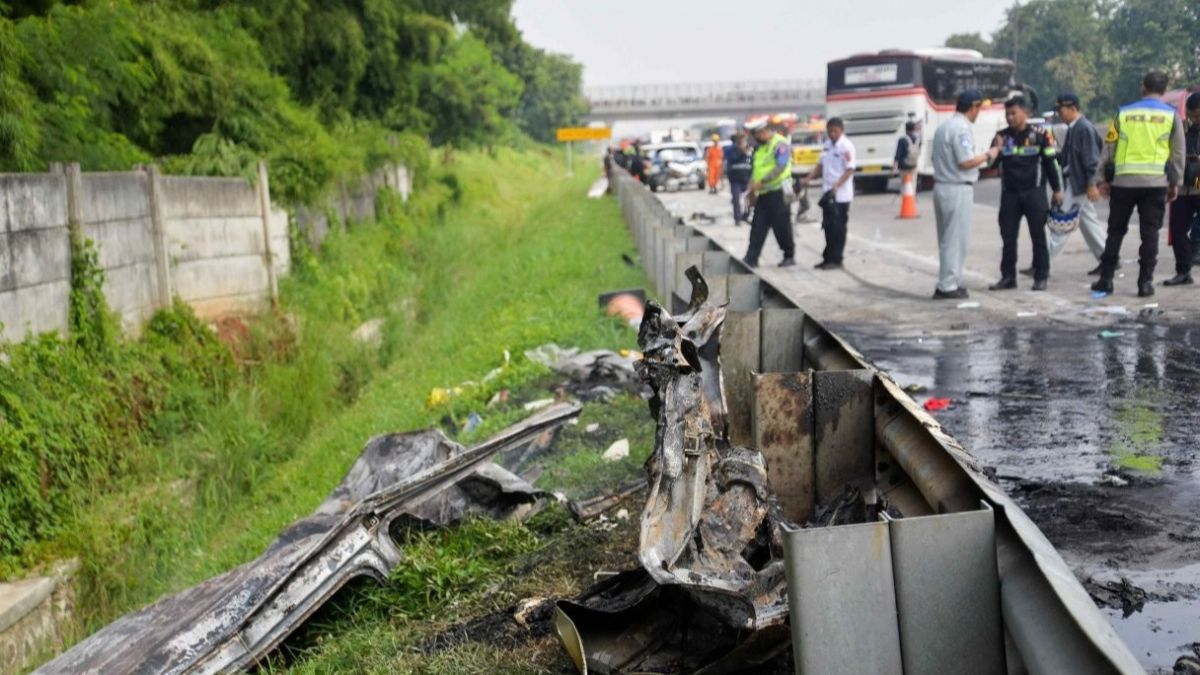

{"left": 583, "top": 79, "right": 826, "bottom": 122}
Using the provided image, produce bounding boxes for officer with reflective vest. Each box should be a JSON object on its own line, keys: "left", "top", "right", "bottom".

{"left": 1092, "top": 71, "right": 1186, "bottom": 298}
{"left": 741, "top": 118, "right": 795, "bottom": 268}
{"left": 987, "top": 95, "right": 1063, "bottom": 292}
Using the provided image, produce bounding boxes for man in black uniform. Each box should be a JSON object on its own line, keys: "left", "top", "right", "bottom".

{"left": 988, "top": 96, "right": 1064, "bottom": 291}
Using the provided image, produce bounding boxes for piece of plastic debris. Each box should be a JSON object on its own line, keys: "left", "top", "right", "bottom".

{"left": 486, "top": 389, "right": 510, "bottom": 408}
{"left": 1098, "top": 473, "right": 1129, "bottom": 488}
{"left": 525, "top": 343, "right": 579, "bottom": 368}
{"left": 426, "top": 386, "right": 463, "bottom": 408}
{"left": 350, "top": 318, "right": 386, "bottom": 347}
{"left": 923, "top": 397, "right": 952, "bottom": 412}
{"left": 602, "top": 438, "right": 630, "bottom": 462}
{"left": 585, "top": 423, "right": 600, "bottom": 433}
{"left": 1143, "top": 303, "right": 1159, "bottom": 309}
{"left": 464, "top": 412, "right": 483, "bottom": 434}
{"left": 903, "top": 383, "right": 927, "bottom": 394}
{"left": 1091, "top": 290, "right": 1110, "bottom": 299}
{"left": 523, "top": 398, "right": 555, "bottom": 412}
{"left": 1098, "top": 330, "right": 1125, "bottom": 339}
{"left": 553, "top": 492, "right": 568, "bottom": 503}
{"left": 1016, "top": 311, "right": 1038, "bottom": 317}
{"left": 956, "top": 301, "right": 981, "bottom": 309}
{"left": 615, "top": 508, "right": 630, "bottom": 521}
{"left": 1085, "top": 305, "right": 1129, "bottom": 315}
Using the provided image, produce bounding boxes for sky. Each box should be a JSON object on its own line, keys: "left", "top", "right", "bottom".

{"left": 511, "top": 0, "right": 1014, "bottom": 87}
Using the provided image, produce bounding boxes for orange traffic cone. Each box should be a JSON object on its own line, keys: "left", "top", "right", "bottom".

{"left": 898, "top": 171, "right": 919, "bottom": 219}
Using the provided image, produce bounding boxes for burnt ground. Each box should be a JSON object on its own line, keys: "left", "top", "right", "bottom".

{"left": 837, "top": 319, "right": 1200, "bottom": 673}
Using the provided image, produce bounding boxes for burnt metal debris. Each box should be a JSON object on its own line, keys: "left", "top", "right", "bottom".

{"left": 556, "top": 268, "right": 793, "bottom": 674}
{"left": 36, "top": 404, "right": 579, "bottom": 675}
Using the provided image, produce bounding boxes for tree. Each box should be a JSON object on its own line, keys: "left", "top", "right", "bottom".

{"left": 1107, "top": 0, "right": 1200, "bottom": 104}
{"left": 945, "top": 32, "right": 993, "bottom": 56}
{"left": 419, "top": 35, "right": 522, "bottom": 146}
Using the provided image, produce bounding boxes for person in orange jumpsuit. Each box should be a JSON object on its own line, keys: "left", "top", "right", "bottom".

{"left": 705, "top": 134, "right": 724, "bottom": 194}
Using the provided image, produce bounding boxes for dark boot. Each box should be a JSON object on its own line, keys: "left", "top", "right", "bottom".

{"left": 1138, "top": 280, "right": 1155, "bottom": 297}
{"left": 1163, "top": 273, "right": 1194, "bottom": 286}
{"left": 988, "top": 277, "right": 1017, "bottom": 291}
{"left": 1031, "top": 278, "right": 1048, "bottom": 291}
{"left": 1091, "top": 277, "right": 1113, "bottom": 294}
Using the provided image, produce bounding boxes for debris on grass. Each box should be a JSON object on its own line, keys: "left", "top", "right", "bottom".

{"left": 600, "top": 438, "right": 629, "bottom": 462}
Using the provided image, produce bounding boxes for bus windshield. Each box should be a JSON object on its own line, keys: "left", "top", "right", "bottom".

{"left": 827, "top": 57, "right": 919, "bottom": 94}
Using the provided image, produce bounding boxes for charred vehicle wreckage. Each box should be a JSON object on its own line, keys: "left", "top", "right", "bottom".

{"left": 38, "top": 260, "right": 1148, "bottom": 674}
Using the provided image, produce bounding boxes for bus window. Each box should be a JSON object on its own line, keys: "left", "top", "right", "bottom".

{"left": 925, "top": 60, "right": 1013, "bottom": 105}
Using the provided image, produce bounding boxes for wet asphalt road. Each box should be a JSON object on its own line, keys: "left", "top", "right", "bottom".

{"left": 837, "top": 319, "right": 1200, "bottom": 673}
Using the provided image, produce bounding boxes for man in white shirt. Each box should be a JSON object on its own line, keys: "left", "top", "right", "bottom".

{"left": 807, "top": 117, "right": 855, "bottom": 269}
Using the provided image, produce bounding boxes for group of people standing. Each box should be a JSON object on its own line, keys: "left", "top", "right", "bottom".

{"left": 933, "top": 72, "right": 1200, "bottom": 300}
{"left": 726, "top": 117, "right": 856, "bottom": 272}
{"left": 614, "top": 71, "right": 1200, "bottom": 302}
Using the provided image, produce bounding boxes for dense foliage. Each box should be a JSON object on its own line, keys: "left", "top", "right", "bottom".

{"left": 0, "top": 0, "right": 584, "bottom": 203}
{"left": 945, "top": 0, "right": 1200, "bottom": 116}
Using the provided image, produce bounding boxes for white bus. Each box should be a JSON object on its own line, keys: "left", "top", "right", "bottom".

{"left": 825, "top": 48, "right": 1020, "bottom": 190}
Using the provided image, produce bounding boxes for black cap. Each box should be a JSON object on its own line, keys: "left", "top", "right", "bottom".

{"left": 1187, "top": 92, "right": 1200, "bottom": 111}
{"left": 957, "top": 89, "right": 984, "bottom": 107}
{"left": 1056, "top": 93, "right": 1081, "bottom": 108}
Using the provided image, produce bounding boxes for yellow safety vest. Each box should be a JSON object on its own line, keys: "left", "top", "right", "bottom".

{"left": 752, "top": 134, "right": 791, "bottom": 192}
{"left": 1114, "top": 98, "right": 1176, "bottom": 177}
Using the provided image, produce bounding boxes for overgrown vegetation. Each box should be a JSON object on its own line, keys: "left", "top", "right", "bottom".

{"left": 4, "top": 149, "right": 646, "bottom": 674}
{"left": 944, "top": 0, "right": 1200, "bottom": 115}
{"left": 0, "top": 0, "right": 585, "bottom": 203}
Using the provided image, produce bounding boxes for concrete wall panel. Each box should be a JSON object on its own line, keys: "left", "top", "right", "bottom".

{"left": 159, "top": 177, "right": 259, "bottom": 219}
{"left": 166, "top": 216, "right": 265, "bottom": 262}
{"left": 9, "top": 229, "right": 70, "bottom": 288}
{"left": 171, "top": 256, "right": 269, "bottom": 306}
{"left": 1, "top": 281, "right": 70, "bottom": 341}
{"left": 79, "top": 173, "right": 150, "bottom": 224}
{"left": 0, "top": 174, "right": 67, "bottom": 232}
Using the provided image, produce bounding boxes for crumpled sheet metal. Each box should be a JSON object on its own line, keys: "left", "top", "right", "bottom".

{"left": 634, "top": 275, "right": 790, "bottom": 631}
{"left": 556, "top": 268, "right": 791, "bottom": 675}
{"left": 37, "top": 403, "right": 579, "bottom": 675}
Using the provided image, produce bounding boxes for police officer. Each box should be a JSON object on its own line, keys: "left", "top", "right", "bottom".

{"left": 1093, "top": 72, "right": 1187, "bottom": 298}
{"left": 931, "top": 90, "right": 999, "bottom": 299}
{"left": 988, "top": 95, "right": 1063, "bottom": 291}
{"left": 742, "top": 118, "right": 795, "bottom": 268}
{"left": 1164, "top": 92, "right": 1200, "bottom": 286}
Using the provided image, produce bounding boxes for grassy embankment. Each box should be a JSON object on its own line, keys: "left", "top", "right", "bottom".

{"left": 6, "top": 146, "right": 653, "bottom": 671}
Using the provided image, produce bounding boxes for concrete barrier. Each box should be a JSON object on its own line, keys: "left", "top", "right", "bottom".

{"left": 0, "top": 162, "right": 409, "bottom": 342}
{"left": 0, "top": 174, "right": 72, "bottom": 342}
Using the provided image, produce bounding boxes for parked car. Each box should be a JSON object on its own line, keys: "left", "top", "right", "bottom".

{"left": 643, "top": 142, "right": 705, "bottom": 192}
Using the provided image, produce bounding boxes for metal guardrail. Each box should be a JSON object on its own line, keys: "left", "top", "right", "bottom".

{"left": 611, "top": 168, "right": 1145, "bottom": 675}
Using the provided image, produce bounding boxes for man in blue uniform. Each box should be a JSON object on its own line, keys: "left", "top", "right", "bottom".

{"left": 988, "top": 96, "right": 1063, "bottom": 291}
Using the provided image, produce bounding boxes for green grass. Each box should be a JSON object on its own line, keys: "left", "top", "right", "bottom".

{"left": 19, "top": 146, "right": 649, "bottom": 669}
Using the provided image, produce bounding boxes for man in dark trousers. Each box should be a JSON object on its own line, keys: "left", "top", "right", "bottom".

{"left": 988, "top": 96, "right": 1063, "bottom": 291}
{"left": 741, "top": 118, "right": 795, "bottom": 268}
{"left": 806, "top": 117, "right": 856, "bottom": 269}
{"left": 725, "top": 132, "right": 753, "bottom": 225}
{"left": 1164, "top": 92, "right": 1200, "bottom": 286}
{"left": 1093, "top": 72, "right": 1186, "bottom": 298}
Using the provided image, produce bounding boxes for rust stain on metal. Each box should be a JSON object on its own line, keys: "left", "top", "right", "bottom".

{"left": 753, "top": 372, "right": 815, "bottom": 522}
